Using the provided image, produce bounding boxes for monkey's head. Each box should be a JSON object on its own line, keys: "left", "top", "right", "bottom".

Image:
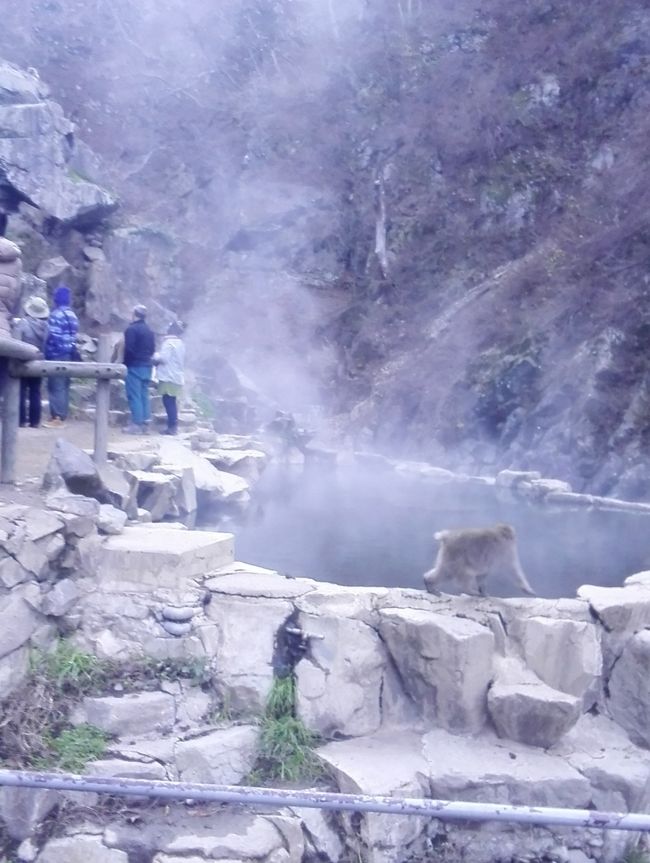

{"left": 496, "top": 523, "right": 516, "bottom": 540}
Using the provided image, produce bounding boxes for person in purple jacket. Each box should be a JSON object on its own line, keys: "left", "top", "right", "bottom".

{"left": 43, "top": 284, "right": 78, "bottom": 428}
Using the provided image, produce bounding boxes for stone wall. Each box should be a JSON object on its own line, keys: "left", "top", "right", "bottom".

{"left": 3, "top": 481, "right": 650, "bottom": 862}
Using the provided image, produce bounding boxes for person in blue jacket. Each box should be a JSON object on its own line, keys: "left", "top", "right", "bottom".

{"left": 123, "top": 303, "right": 156, "bottom": 434}
{"left": 43, "top": 284, "right": 78, "bottom": 428}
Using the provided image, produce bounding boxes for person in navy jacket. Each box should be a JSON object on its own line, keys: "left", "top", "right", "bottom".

{"left": 123, "top": 304, "right": 156, "bottom": 434}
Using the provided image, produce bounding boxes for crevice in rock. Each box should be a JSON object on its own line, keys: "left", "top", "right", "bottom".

{"left": 587, "top": 602, "right": 611, "bottom": 633}
{"left": 373, "top": 623, "right": 419, "bottom": 719}
{"left": 273, "top": 608, "right": 311, "bottom": 677}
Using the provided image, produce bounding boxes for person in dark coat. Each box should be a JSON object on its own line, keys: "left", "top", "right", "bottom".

{"left": 123, "top": 303, "right": 156, "bottom": 434}
{"left": 17, "top": 295, "right": 49, "bottom": 428}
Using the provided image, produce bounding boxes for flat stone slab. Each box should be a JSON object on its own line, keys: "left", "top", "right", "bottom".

{"left": 72, "top": 691, "right": 176, "bottom": 737}
{"left": 550, "top": 713, "right": 650, "bottom": 810}
{"left": 205, "top": 568, "right": 317, "bottom": 598}
{"left": 318, "top": 730, "right": 430, "bottom": 795}
{"left": 422, "top": 727, "right": 591, "bottom": 808}
{"left": 319, "top": 727, "right": 591, "bottom": 809}
{"left": 96, "top": 526, "right": 234, "bottom": 589}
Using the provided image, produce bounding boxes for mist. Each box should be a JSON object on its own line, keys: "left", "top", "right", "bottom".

{"left": 2, "top": 0, "right": 650, "bottom": 500}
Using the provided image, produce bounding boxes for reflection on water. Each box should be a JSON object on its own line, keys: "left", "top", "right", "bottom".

{"left": 203, "top": 462, "right": 650, "bottom": 599}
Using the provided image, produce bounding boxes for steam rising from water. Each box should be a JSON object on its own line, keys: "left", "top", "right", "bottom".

{"left": 224, "top": 463, "right": 650, "bottom": 597}
{"left": 0, "top": 0, "right": 376, "bottom": 418}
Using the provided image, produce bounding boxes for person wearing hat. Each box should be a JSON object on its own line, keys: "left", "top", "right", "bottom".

{"left": 123, "top": 303, "right": 156, "bottom": 434}
{"left": 43, "top": 284, "right": 79, "bottom": 427}
{"left": 17, "top": 295, "right": 49, "bottom": 428}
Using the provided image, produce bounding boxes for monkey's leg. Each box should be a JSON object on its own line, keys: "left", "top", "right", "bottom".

{"left": 458, "top": 567, "right": 484, "bottom": 597}
{"left": 423, "top": 548, "right": 447, "bottom": 594}
{"left": 476, "top": 574, "right": 488, "bottom": 597}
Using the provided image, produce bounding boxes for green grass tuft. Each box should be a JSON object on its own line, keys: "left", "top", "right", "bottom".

{"left": 31, "top": 640, "right": 106, "bottom": 695}
{"left": 44, "top": 724, "right": 108, "bottom": 773}
{"left": 1, "top": 640, "right": 210, "bottom": 771}
{"left": 251, "top": 675, "right": 325, "bottom": 784}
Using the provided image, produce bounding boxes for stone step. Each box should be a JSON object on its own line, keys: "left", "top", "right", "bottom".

{"left": 95, "top": 526, "right": 235, "bottom": 590}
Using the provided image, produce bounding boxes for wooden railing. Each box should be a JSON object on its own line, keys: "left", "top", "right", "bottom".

{"left": 0, "top": 334, "right": 125, "bottom": 484}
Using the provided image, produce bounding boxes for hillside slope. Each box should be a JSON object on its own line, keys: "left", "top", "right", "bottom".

{"left": 1, "top": 0, "right": 650, "bottom": 497}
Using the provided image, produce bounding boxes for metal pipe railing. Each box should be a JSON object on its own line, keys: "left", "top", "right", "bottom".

{"left": 0, "top": 770, "right": 649, "bottom": 832}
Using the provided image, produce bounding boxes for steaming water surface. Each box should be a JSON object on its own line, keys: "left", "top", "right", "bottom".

{"left": 213, "top": 463, "right": 650, "bottom": 599}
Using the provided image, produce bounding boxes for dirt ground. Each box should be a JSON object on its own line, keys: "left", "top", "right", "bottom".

{"left": 0, "top": 420, "right": 148, "bottom": 508}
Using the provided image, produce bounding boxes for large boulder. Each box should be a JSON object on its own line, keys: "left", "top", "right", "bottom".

{"left": 487, "top": 658, "right": 581, "bottom": 748}
{"left": 607, "top": 629, "right": 650, "bottom": 748}
{"left": 296, "top": 612, "right": 387, "bottom": 737}
{"left": 379, "top": 607, "right": 494, "bottom": 734}
{"left": 0, "top": 63, "right": 116, "bottom": 226}
{"left": 510, "top": 615, "right": 602, "bottom": 706}
{"left": 488, "top": 678, "right": 581, "bottom": 749}
{"left": 203, "top": 571, "right": 298, "bottom": 712}
{"left": 152, "top": 465, "right": 197, "bottom": 514}
{"left": 97, "top": 504, "right": 128, "bottom": 536}
{"left": 43, "top": 439, "right": 135, "bottom": 511}
{"left": 129, "top": 470, "right": 179, "bottom": 522}
{"left": 158, "top": 438, "right": 250, "bottom": 506}
{"left": 577, "top": 580, "right": 650, "bottom": 632}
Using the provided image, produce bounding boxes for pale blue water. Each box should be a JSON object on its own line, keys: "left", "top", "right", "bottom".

{"left": 207, "top": 463, "right": 650, "bottom": 599}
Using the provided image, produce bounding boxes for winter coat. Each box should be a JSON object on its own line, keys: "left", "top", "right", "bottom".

{"left": 156, "top": 335, "right": 185, "bottom": 386}
{"left": 44, "top": 306, "right": 79, "bottom": 360}
{"left": 18, "top": 314, "right": 48, "bottom": 351}
{"left": 0, "top": 237, "right": 22, "bottom": 337}
{"left": 124, "top": 318, "right": 155, "bottom": 367}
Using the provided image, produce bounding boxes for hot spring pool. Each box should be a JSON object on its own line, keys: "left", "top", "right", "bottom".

{"left": 205, "top": 462, "right": 650, "bottom": 599}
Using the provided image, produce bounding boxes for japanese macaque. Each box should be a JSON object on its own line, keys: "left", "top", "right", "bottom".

{"left": 423, "top": 523, "right": 536, "bottom": 597}
{"left": 266, "top": 411, "right": 313, "bottom": 456}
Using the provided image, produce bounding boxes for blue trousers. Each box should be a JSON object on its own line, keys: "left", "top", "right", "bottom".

{"left": 125, "top": 365, "right": 152, "bottom": 425}
{"left": 47, "top": 375, "right": 70, "bottom": 420}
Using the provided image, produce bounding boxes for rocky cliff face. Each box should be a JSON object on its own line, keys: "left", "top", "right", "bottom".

{"left": 1, "top": 1, "right": 650, "bottom": 497}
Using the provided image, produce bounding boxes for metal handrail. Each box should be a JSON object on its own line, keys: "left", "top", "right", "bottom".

{"left": 0, "top": 770, "right": 649, "bottom": 832}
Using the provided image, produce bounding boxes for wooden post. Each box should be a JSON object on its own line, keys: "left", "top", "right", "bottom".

{"left": 94, "top": 334, "right": 111, "bottom": 465}
{"left": 0, "top": 362, "right": 20, "bottom": 484}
